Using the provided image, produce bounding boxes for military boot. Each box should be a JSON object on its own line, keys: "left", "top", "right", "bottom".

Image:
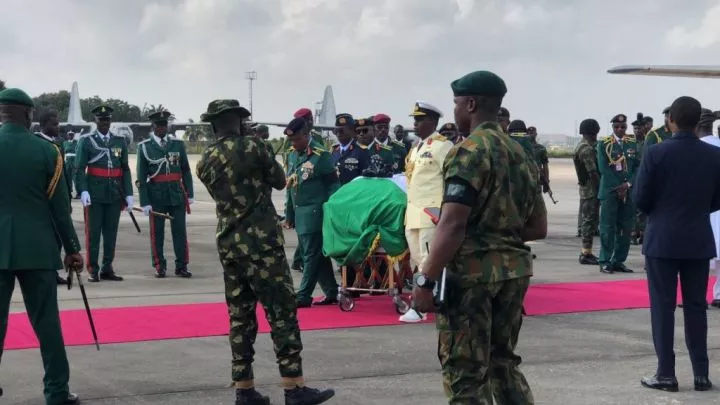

{"left": 175, "top": 267, "right": 192, "bottom": 278}
{"left": 579, "top": 253, "right": 598, "bottom": 265}
{"left": 235, "top": 388, "right": 270, "bottom": 405}
{"left": 155, "top": 268, "right": 167, "bottom": 278}
{"left": 285, "top": 386, "right": 335, "bottom": 405}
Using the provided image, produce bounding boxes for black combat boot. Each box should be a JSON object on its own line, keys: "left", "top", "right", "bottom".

{"left": 235, "top": 388, "right": 270, "bottom": 405}
{"left": 175, "top": 267, "right": 192, "bottom": 278}
{"left": 285, "top": 386, "right": 335, "bottom": 405}
{"left": 579, "top": 253, "right": 598, "bottom": 265}
{"left": 155, "top": 268, "right": 167, "bottom": 278}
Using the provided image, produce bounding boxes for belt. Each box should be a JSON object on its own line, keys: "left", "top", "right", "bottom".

{"left": 151, "top": 173, "right": 182, "bottom": 183}
{"left": 65, "top": 153, "right": 76, "bottom": 158}
{"left": 87, "top": 167, "right": 123, "bottom": 178}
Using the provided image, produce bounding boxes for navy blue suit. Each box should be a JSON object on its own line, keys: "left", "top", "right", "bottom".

{"left": 331, "top": 140, "right": 369, "bottom": 185}
{"left": 633, "top": 131, "right": 720, "bottom": 378}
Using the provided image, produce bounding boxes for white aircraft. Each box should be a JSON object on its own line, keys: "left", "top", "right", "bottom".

{"left": 607, "top": 65, "right": 720, "bottom": 78}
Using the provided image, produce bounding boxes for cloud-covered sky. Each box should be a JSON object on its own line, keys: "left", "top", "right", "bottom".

{"left": 3, "top": 0, "right": 720, "bottom": 137}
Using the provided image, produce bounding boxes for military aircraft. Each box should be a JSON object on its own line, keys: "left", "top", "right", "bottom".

{"left": 607, "top": 65, "right": 720, "bottom": 78}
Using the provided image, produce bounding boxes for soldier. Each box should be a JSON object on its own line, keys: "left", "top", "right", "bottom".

{"left": 413, "top": 71, "right": 542, "bottom": 404}
{"left": 644, "top": 107, "right": 672, "bottom": 152}
{"left": 439, "top": 122, "right": 463, "bottom": 144}
{"left": 0, "top": 87, "right": 84, "bottom": 404}
{"left": 330, "top": 113, "right": 369, "bottom": 185}
{"left": 574, "top": 119, "right": 601, "bottom": 265}
{"left": 630, "top": 113, "right": 648, "bottom": 246}
{"left": 528, "top": 126, "right": 549, "bottom": 187}
{"left": 136, "top": 111, "right": 194, "bottom": 279}
{"left": 75, "top": 105, "right": 132, "bottom": 282}
{"left": 195, "top": 99, "right": 334, "bottom": 405}
{"left": 284, "top": 118, "right": 341, "bottom": 308}
{"left": 507, "top": 119, "right": 536, "bottom": 162}
{"left": 597, "top": 114, "right": 639, "bottom": 274}
{"left": 643, "top": 115, "right": 654, "bottom": 134}
{"left": 393, "top": 124, "right": 413, "bottom": 152}
{"left": 403, "top": 100, "right": 453, "bottom": 323}
{"left": 372, "top": 113, "right": 407, "bottom": 174}
{"left": 498, "top": 106, "right": 511, "bottom": 133}
{"left": 63, "top": 129, "right": 79, "bottom": 199}
{"left": 355, "top": 117, "right": 394, "bottom": 170}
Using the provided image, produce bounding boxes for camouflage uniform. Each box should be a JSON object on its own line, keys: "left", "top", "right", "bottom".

{"left": 573, "top": 139, "right": 600, "bottom": 261}
{"left": 195, "top": 102, "right": 304, "bottom": 387}
{"left": 440, "top": 121, "right": 540, "bottom": 405}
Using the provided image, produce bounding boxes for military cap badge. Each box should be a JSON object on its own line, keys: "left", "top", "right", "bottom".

{"left": 285, "top": 129, "right": 294, "bottom": 136}
{"left": 339, "top": 117, "right": 346, "bottom": 125}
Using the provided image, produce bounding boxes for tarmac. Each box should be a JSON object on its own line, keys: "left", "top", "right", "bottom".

{"left": 3, "top": 157, "right": 719, "bottom": 405}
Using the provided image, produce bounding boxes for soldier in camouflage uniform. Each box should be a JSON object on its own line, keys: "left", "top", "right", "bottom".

{"left": 414, "top": 71, "right": 543, "bottom": 405}
{"left": 196, "top": 100, "right": 334, "bottom": 405}
{"left": 573, "top": 119, "right": 601, "bottom": 265}
{"left": 630, "top": 114, "right": 648, "bottom": 246}
{"left": 527, "top": 126, "right": 549, "bottom": 190}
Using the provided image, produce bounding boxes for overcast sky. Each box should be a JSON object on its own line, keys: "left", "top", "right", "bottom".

{"left": 2, "top": 0, "right": 720, "bottom": 137}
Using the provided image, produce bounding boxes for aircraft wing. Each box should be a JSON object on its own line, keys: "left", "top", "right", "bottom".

{"left": 607, "top": 65, "right": 720, "bottom": 78}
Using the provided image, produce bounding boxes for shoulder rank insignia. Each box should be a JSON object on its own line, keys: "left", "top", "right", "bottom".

{"left": 431, "top": 133, "right": 447, "bottom": 142}
{"left": 601, "top": 136, "right": 613, "bottom": 144}
{"left": 358, "top": 144, "right": 368, "bottom": 149}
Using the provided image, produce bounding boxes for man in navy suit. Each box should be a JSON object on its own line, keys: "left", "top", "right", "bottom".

{"left": 634, "top": 96, "right": 720, "bottom": 393}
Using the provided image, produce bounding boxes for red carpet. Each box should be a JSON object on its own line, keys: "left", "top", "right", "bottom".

{"left": 5, "top": 278, "right": 716, "bottom": 350}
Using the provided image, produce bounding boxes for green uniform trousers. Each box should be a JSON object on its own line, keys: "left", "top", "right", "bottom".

{"left": 437, "top": 276, "right": 534, "bottom": 405}
{"left": 221, "top": 247, "right": 303, "bottom": 381}
{"left": 149, "top": 205, "right": 188, "bottom": 271}
{"left": 65, "top": 161, "right": 76, "bottom": 195}
{"left": 295, "top": 232, "right": 338, "bottom": 305}
{"left": 598, "top": 195, "right": 635, "bottom": 265}
{"left": 291, "top": 248, "right": 303, "bottom": 269}
{"left": 0, "top": 270, "right": 72, "bottom": 405}
{"left": 84, "top": 202, "right": 122, "bottom": 275}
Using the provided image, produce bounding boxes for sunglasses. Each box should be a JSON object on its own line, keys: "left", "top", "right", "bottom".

{"left": 355, "top": 128, "right": 370, "bottom": 135}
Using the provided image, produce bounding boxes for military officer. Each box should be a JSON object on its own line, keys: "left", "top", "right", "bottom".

{"left": 414, "top": 70, "right": 541, "bottom": 404}
{"left": 439, "top": 122, "right": 463, "bottom": 144}
{"left": 0, "top": 87, "right": 84, "bottom": 404}
{"left": 631, "top": 113, "right": 648, "bottom": 246}
{"left": 574, "top": 119, "right": 601, "bottom": 265}
{"left": 597, "top": 114, "right": 640, "bottom": 274}
{"left": 195, "top": 99, "right": 335, "bottom": 405}
{"left": 403, "top": 100, "right": 453, "bottom": 323}
{"left": 393, "top": 124, "right": 414, "bottom": 152}
{"left": 331, "top": 113, "right": 369, "bottom": 184}
{"left": 643, "top": 115, "right": 654, "bottom": 134}
{"left": 644, "top": 107, "right": 672, "bottom": 152}
{"left": 284, "top": 118, "right": 341, "bottom": 308}
{"left": 373, "top": 113, "right": 407, "bottom": 174}
{"left": 355, "top": 117, "right": 395, "bottom": 170}
{"left": 136, "top": 111, "right": 194, "bottom": 278}
{"left": 63, "top": 129, "right": 79, "bottom": 198}
{"left": 278, "top": 108, "right": 325, "bottom": 168}
{"left": 74, "top": 105, "right": 133, "bottom": 282}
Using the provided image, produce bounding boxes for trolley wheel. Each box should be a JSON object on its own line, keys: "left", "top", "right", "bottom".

{"left": 339, "top": 295, "right": 355, "bottom": 312}
{"left": 394, "top": 296, "right": 410, "bottom": 315}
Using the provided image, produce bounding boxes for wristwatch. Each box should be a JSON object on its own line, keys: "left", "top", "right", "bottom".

{"left": 414, "top": 273, "right": 435, "bottom": 290}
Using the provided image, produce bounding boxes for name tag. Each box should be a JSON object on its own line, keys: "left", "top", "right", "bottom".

{"left": 615, "top": 163, "right": 622, "bottom": 171}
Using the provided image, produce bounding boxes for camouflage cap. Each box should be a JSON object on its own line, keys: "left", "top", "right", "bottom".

{"left": 451, "top": 70, "right": 507, "bottom": 98}
{"left": 0, "top": 88, "right": 34, "bottom": 108}
{"left": 201, "top": 99, "right": 251, "bottom": 122}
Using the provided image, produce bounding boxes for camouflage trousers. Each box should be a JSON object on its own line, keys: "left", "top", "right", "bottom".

{"left": 579, "top": 198, "right": 600, "bottom": 250}
{"left": 437, "top": 276, "right": 534, "bottom": 405}
{"left": 221, "top": 247, "right": 303, "bottom": 383}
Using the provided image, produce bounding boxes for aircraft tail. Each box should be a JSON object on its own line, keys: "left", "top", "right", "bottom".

{"left": 315, "top": 85, "right": 336, "bottom": 127}
{"left": 67, "top": 81, "right": 86, "bottom": 125}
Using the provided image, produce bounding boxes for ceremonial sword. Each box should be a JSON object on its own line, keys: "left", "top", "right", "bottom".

{"left": 66, "top": 263, "right": 101, "bottom": 351}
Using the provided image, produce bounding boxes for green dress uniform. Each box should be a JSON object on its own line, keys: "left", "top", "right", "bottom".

{"left": 285, "top": 123, "right": 340, "bottom": 307}
{"left": 74, "top": 105, "right": 132, "bottom": 282}
{"left": 596, "top": 115, "right": 640, "bottom": 274}
{"left": 63, "top": 138, "right": 78, "bottom": 196}
{"left": 644, "top": 124, "right": 672, "bottom": 153}
{"left": 0, "top": 88, "right": 82, "bottom": 405}
{"left": 136, "top": 113, "right": 194, "bottom": 278}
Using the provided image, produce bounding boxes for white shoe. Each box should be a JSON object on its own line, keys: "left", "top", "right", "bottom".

{"left": 398, "top": 309, "right": 426, "bottom": 323}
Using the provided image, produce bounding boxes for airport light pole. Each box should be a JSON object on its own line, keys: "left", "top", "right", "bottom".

{"left": 245, "top": 71, "right": 257, "bottom": 119}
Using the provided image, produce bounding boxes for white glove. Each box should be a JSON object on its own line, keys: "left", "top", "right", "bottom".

{"left": 80, "top": 191, "right": 91, "bottom": 206}
{"left": 142, "top": 205, "right": 152, "bottom": 216}
{"left": 125, "top": 196, "right": 134, "bottom": 212}
{"left": 188, "top": 198, "right": 194, "bottom": 205}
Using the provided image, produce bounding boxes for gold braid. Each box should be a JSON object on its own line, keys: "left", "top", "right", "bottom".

{"left": 47, "top": 144, "right": 64, "bottom": 198}
{"left": 604, "top": 138, "right": 626, "bottom": 170}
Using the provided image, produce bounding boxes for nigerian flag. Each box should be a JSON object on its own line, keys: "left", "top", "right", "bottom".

{"left": 322, "top": 177, "right": 408, "bottom": 266}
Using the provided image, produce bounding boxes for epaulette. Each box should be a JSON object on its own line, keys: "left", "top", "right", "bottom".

{"left": 378, "top": 143, "right": 392, "bottom": 151}
{"left": 430, "top": 133, "right": 447, "bottom": 142}
{"left": 138, "top": 139, "right": 151, "bottom": 145}
{"left": 391, "top": 140, "right": 405, "bottom": 148}
{"left": 624, "top": 135, "right": 637, "bottom": 143}
{"left": 357, "top": 144, "right": 368, "bottom": 149}
{"left": 601, "top": 136, "right": 613, "bottom": 144}
{"left": 311, "top": 145, "right": 328, "bottom": 156}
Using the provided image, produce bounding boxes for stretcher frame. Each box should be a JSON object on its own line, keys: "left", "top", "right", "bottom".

{"left": 336, "top": 246, "right": 414, "bottom": 313}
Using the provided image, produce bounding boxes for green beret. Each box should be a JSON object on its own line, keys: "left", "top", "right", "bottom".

{"left": 0, "top": 88, "right": 35, "bottom": 108}
{"left": 451, "top": 71, "right": 507, "bottom": 97}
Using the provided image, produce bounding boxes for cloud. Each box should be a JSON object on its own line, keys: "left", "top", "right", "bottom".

{"left": 666, "top": 2, "right": 720, "bottom": 49}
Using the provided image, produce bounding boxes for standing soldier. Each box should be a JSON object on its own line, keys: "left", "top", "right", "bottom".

{"left": 373, "top": 113, "right": 407, "bottom": 174}
{"left": 644, "top": 107, "right": 672, "bottom": 152}
{"left": 439, "top": 122, "right": 464, "bottom": 144}
{"left": 403, "top": 101, "right": 453, "bottom": 323}
{"left": 597, "top": 114, "right": 639, "bottom": 274}
{"left": 574, "top": 119, "right": 601, "bottom": 265}
{"left": 284, "top": 118, "right": 341, "bottom": 308}
{"left": 75, "top": 105, "right": 133, "bottom": 282}
{"left": 393, "top": 124, "right": 413, "bottom": 152}
{"left": 195, "top": 99, "right": 335, "bottom": 405}
{"left": 507, "top": 120, "right": 536, "bottom": 162}
{"left": 331, "top": 113, "right": 369, "bottom": 185}
{"left": 631, "top": 113, "right": 647, "bottom": 246}
{"left": 136, "top": 111, "right": 194, "bottom": 279}
{"left": 528, "top": 126, "right": 549, "bottom": 189}
{"left": 355, "top": 117, "right": 395, "bottom": 169}
{"left": 0, "top": 87, "right": 84, "bottom": 405}
{"left": 498, "top": 106, "right": 511, "bottom": 133}
{"left": 63, "top": 129, "right": 79, "bottom": 199}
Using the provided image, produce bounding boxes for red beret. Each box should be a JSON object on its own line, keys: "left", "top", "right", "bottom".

{"left": 294, "top": 108, "right": 313, "bottom": 119}
{"left": 373, "top": 113, "right": 391, "bottom": 124}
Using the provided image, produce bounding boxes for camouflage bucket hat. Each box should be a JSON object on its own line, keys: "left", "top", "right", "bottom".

{"left": 200, "top": 99, "right": 251, "bottom": 122}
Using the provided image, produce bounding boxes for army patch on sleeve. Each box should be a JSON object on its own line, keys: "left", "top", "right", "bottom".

{"left": 446, "top": 182, "right": 467, "bottom": 198}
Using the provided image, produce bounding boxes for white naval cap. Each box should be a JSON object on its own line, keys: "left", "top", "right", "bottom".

{"left": 409, "top": 100, "right": 443, "bottom": 118}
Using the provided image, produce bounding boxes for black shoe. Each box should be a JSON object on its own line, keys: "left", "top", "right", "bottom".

{"left": 600, "top": 264, "right": 614, "bottom": 274}
{"left": 155, "top": 269, "right": 166, "bottom": 278}
{"left": 57, "top": 274, "right": 67, "bottom": 285}
{"left": 100, "top": 271, "right": 124, "bottom": 281}
{"left": 579, "top": 253, "right": 598, "bottom": 265}
{"left": 235, "top": 388, "right": 270, "bottom": 405}
{"left": 0, "top": 386, "right": 3, "bottom": 396}
{"left": 641, "top": 375, "right": 679, "bottom": 392}
{"left": 314, "top": 297, "right": 338, "bottom": 306}
{"left": 285, "top": 386, "right": 335, "bottom": 405}
{"left": 63, "top": 392, "right": 80, "bottom": 404}
{"left": 694, "top": 376, "right": 713, "bottom": 391}
{"left": 613, "top": 263, "right": 634, "bottom": 273}
{"left": 175, "top": 268, "right": 192, "bottom": 278}
{"left": 88, "top": 273, "right": 100, "bottom": 282}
